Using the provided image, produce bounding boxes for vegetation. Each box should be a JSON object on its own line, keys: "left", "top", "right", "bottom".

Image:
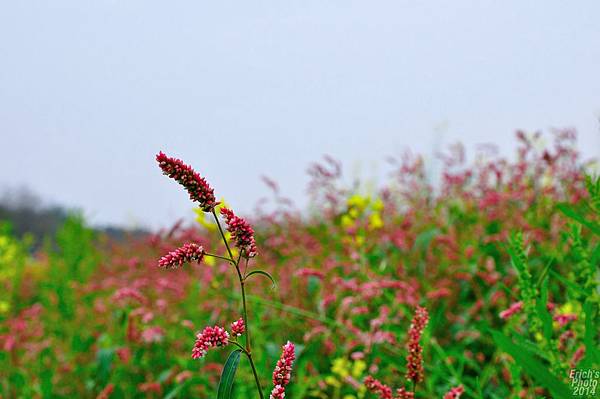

{"left": 0, "top": 132, "right": 598, "bottom": 398}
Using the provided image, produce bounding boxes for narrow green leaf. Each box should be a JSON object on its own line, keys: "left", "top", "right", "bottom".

{"left": 536, "top": 258, "right": 553, "bottom": 288}
{"left": 591, "top": 243, "right": 600, "bottom": 266}
{"left": 413, "top": 228, "right": 439, "bottom": 251}
{"left": 245, "top": 270, "right": 277, "bottom": 288}
{"left": 549, "top": 270, "right": 587, "bottom": 296}
{"left": 217, "top": 349, "right": 242, "bottom": 399}
{"left": 556, "top": 203, "right": 600, "bottom": 235}
{"left": 490, "top": 330, "right": 571, "bottom": 398}
{"left": 163, "top": 383, "right": 185, "bottom": 399}
{"left": 536, "top": 277, "right": 553, "bottom": 340}
{"left": 583, "top": 302, "right": 600, "bottom": 365}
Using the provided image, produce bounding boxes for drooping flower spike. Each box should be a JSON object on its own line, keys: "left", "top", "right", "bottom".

{"left": 156, "top": 151, "right": 218, "bottom": 212}
{"left": 191, "top": 325, "right": 230, "bottom": 359}
{"left": 269, "top": 341, "right": 295, "bottom": 399}
{"left": 406, "top": 306, "right": 429, "bottom": 384}
{"left": 158, "top": 243, "right": 205, "bottom": 269}
{"left": 220, "top": 207, "right": 258, "bottom": 257}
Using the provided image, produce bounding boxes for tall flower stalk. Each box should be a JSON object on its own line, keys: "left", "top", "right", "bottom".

{"left": 155, "top": 152, "right": 294, "bottom": 399}
{"left": 365, "top": 306, "right": 449, "bottom": 399}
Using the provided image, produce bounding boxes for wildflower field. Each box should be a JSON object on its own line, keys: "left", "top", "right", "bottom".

{"left": 1, "top": 132, "right": 598, "bottom": 398}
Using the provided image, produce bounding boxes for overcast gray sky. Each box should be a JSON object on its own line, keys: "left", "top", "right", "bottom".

{"left": 2, "top": 1, "right": 599, "bottom": 228}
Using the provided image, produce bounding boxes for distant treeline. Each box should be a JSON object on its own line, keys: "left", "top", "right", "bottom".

{"left": 0, "top": 187, "right": 149, "bottom": 249}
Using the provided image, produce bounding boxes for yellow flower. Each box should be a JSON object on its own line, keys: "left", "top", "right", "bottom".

{"left": 332, "top": 357, "right": 351, "bottom": 378}
{"left": 534, "top": 332, "right": 543, "bottom": 342}
{"left": 352, "top": 360, "right": 366, "bottom": 378}
{"left": 348, "top": 208, "right": 360, "bottom": 219}
{"left": 372, "top": 198, "right": 384, "bottom": 212}
{"left": 194, "top": 208, "right": 217, "bottom": 232}
{"left": 325, "top": 375, "right": 341, "bottom": 388}
{"left": 347, "top": 194, "right": 370, "bottom": 211}
{"left": 0, "top": 301, "right": 9, "bottom": 313}
{"left": 341, "top": 215, "right": 354, "bottom": 229}
{"left": 204, "top": 256, "right": 215, "bottom": 267}
{"left": 354, "top": 236, "right": 365, "bottom": 247}
{"left": 368, "top": 213, "right": 384, "bottom": 230}
{"left": 559, "top": 302, "right": 575, "bottom": 314}
{"left": 194, "top": 197, "right": 230, "bottom": 231}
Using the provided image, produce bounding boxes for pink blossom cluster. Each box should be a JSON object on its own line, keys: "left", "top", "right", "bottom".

{"left": 191, "top": 325, "right": 230, "bottom": 359}
{"left": 112, "top": 287, "right": 147, "bottom": 305}
{"left": 443, "top": 385, "right": 464, "bottom": 399}
{"left": 158, "top": 243, "right": 205, "bottom": 269}
{"left": 156, "top": 151, "right": 217, "bottom": 211}
{"left": 364, "top": 376, "right": 393, "bottom": 399}
{"left": 395, "top": 387, "right": 415, "bottom": 399}
{"left": 364, "top": 377, "right": 417, "bottom": 399}
{"left": 220, "top": 207, "right": 258, "bottom": 257}
{"left": 498, "top": 301, "right": 523, "bottom": 319}
{"left": 553, "top": 313, "right": 577, "bottom": 327}
{"left": 269, "top": 341, "right": 295, "bottom": 399}
{"left": 406, "top": 306, "right": 429, "bottom": 383}
{"left": 230, "top": 318, "right": 245, "bottom": 337}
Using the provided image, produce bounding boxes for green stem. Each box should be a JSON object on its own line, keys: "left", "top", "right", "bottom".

{"left": 204, "top": 252, "right": 235, "bottom": 264}
{"left": 229, "top": 341, "right": 265, "bottom": 398}
{"left": 212, "top": 210, "right": 235, "bottom": 260}
{"left": 211, "top": 209, "right": 264, "bottom": 399}
{"left": 247, "top": 351, "right": 264, "bottom": 399}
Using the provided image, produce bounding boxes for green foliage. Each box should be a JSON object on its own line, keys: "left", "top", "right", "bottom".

{"left": 1, "top": 137, "right": 598, "bottom": 398}
{"left": 218, "top": 350, "right": 242, "bottom": 399}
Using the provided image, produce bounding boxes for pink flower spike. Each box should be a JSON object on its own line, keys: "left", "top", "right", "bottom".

{"left": 141, "top": 326, "right": 164, "bottom": 344}
{"left": 220, "top": 207, "right": 258, "bottom": 257}
{"left": 158, "top": 243, "right": 205, "bottom": 269}
{"left": 406, "top": 306, "right": 429, "bottom": 384}
{"left": 499, "top": 301, "right": 523, "bottom": 320}
{"left": 395, "top": 387, "right": 415, "bottom": 399}
{"left": 269, "top": 341, "right": 295, "bottom": 399}
{"left": 156, "top": 151, "right": 217, "bottom": 211}
{"left": 191, "top": 325, "right": 230, "bottom": 359}
{"left": 443, "top": 385, "right": 465, "bottom": 399}
{"left": 230, "top": 318, "right": 245, "bottom": 337}
{"left": 364, "top": 376, "right": 393, "bottom": 399}
{"left": 269, "top": 385, "right": 286, "bottom": 399}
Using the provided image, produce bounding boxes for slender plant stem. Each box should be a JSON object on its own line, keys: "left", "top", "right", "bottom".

{"left": 247, "top": 351, "right": 264, "bottom": 399}
{"left": 212, "top": 210, "right": 235, "bottom": 260}
{"left": 204, "top": 252, "right": 235, "bottom": 264}
{"left": 211, "top": 209, "right": 264, "bottom": 399}
{"left": 230, "top": 340, "right": 247, "bottom": 353}
{"left": 243, "top": 256, "right": 250, "bottom": 275}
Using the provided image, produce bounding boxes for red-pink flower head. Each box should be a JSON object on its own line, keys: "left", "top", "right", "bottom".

{"left": 364, "top": 376, "right": 393, "bottom": 399}
{"left": 269, "top": 341, "right": 295, "bottom": 399}
{"left": 156, "top": 151, "right": 217, "bottom": 212}
{"left": 443, "top": 385, "right": 464, "bottom": 399}
{"left": 158, "top": 243, "right": 204, "bottom": 269}
{"left": 395, "top": 387, "right": 415, "bottom": 399}
{"left": 269, "top": 385, "right": 286, "bottom": 399}
{"left": 499, "top": 301, "right": 523, "bottom": 320}
{"left": 230, "top": 318, "right": 245, "bottom": 337}
{"left": 220, "top": 207, "right": 258, "bottom": 257}
{"left": 406, "top": 306, "right": 429, "bottom": 384}
{"left": 191, "top": 325, "right": 230, "bottom": 359}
